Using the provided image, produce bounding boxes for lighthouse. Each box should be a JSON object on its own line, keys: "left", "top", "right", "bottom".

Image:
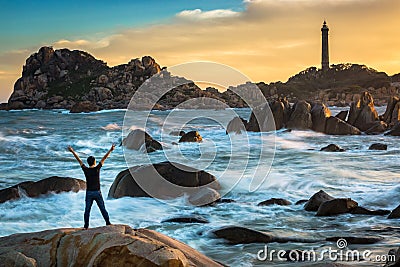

{"left": 321, "top": 20, "right": 329, "bottom": 71}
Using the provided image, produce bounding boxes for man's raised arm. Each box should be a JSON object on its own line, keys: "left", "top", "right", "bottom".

{"left": 100, "top": 144, "right": 115, "bottom": 166}
{"left": 68, "top": 146, "right": 84, "bottom": 166}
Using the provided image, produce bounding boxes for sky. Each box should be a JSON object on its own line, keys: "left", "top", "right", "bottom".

{"left": 0, "top": 0, "right": 399, "bottom": 102}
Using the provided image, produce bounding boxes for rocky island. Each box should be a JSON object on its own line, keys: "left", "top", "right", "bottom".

{"left": 1, "top": 46, "right": 400, "bottom": 112}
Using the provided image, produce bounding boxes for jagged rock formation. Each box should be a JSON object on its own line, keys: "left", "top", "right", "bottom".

{"left": 6, "top": 47, "right": 162, "bottom": 111}
{"left": 4, "top": 47, "right": 251, "bottom": 111}
{"left": 227, "top": 90, "right": 400, "bottom": 136}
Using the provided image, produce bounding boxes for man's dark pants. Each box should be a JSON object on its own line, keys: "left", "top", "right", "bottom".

{"left": 84, "top": 190, "right": 110, "bottom": 228}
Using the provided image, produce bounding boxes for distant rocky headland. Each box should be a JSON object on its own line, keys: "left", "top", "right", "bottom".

{"left": 1, "top": 46, "right": 399, "bottom": 112}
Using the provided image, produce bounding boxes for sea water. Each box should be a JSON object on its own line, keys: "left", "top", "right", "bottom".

{"left": 0, "top": 107, "right": 399, "bottom": 266}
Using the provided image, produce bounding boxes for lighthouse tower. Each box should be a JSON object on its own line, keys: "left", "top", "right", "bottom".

{"left": 321, "top": 20, "right": 329, "bottom": 70}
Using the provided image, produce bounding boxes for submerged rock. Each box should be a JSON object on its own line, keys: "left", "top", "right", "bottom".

{"left": 212, "top": 226, "right": 321, "bottom": 245}
{"left": 316, "top": 198, "right": 358, "bottom": 216}
{"left": 368, "top": 143, "right": 388, "bottom": 150}
{"left": 108, "top": 161, "right": 220, "bottom": 201}
{"left": 162, "top": 216, "right": 209, "bottom": 224}
{"left": 0, "top": 177, "right": 86, "bottom": 203}
{"left": 320, "top": 144, "right": 345, "bottom": 152}
{"left": 257, "top": 198, "right": 291, "bottom": 206}
{"left": 0, "top": 225, "right": 223, "bottom": 267}
{"left": 212, "top": 226, "right": 275, "bottom": 245}
{"left": 350, "top": 206, "right": 390, "bottom": 216}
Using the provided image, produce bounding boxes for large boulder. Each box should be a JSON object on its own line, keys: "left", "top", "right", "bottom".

{"left": 316, "top": 198, "right": 358, "bottom": 216}
{"left": 162, "top": 216, "right": 209, "bottom": 224}
{"left": 382, "top": 96, "right": 400, "bottom": 124}
{"left": 211, "top": 226, "right": 319, "bottom": 245}
{"left": 226, "top": 117, "right": 247, "bottom": 134}
{"left": 257, "top": 198, "right": 291, "bottom": 206}
{"left": 369, "top": 143, "right": 388, "bottom": 150}
{"left": 304, "top": 190, "right": 335, "bottom": 211}
{"left": 324, "top": 116, "right": 361, "bottom": 135}
{"left": 0, "top": 225, "right": 223, "bottom": 267}
{"left": 108, "top": 161, "right": 220, "bottom": 201}
{"left": 320, "top": 144, "right": 345, "bottom": 152}
{"left": 121, "top": 129, "right": 162, "bottom": 152}
{"left": 270, "top": 98, "right": 291, "bottom": 130}
{"left": 286, "top": 100, "right": 313, "bottom": 130}
{"left": 246, "top": 105, "right": 264, "bottom": 132}
{"left": 0, "top": 177, "right": 86, "bottom": 203}
{"left": 179, "top": 131, "right": 203, "bottom": 142}
{"left": 347, "top": 92, "right": 379, "bottom": 131}
{"left": 350, "top": 206, "right": 390, "bottom": 216}
{"left": 246, "top": 101, "right": 281, "bottom": 132}
{"left": 311, "top": 103, "right": 331, "bottom": 132}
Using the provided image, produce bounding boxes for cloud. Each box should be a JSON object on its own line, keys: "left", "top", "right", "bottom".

{"left": 52, "top": 36, "right": 114, "bottom": 50}
{"left": 176, "top": 9, "right": 240, "bottom": 20}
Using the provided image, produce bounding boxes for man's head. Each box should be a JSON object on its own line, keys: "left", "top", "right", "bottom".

{"left": 87, "top": 156, "right": 96, "bottom": 166}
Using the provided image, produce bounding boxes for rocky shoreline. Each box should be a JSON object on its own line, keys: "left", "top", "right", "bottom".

{"left": 1, "top": 47, "right": 400, "bottom": 112}
{"left": 227, "top": 91, "right": 400, "bottom": 136}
